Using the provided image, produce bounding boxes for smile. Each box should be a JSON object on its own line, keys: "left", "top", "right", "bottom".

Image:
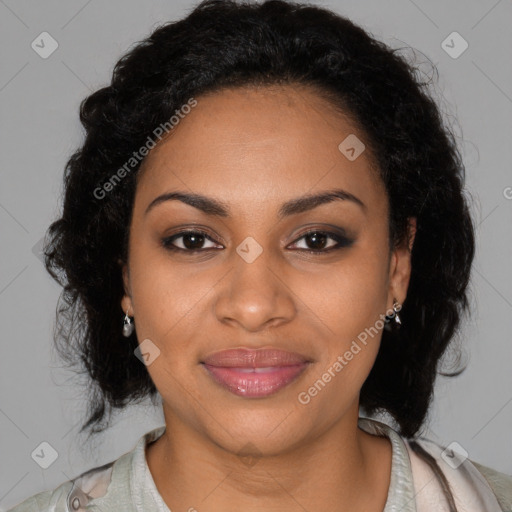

{"left": 202, "top": 363, "right": 310, "bottom": 397}
{"left": 201, "top": 347, "right": 312, "bottom": 398}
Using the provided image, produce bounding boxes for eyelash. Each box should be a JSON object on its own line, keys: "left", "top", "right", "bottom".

{"left": 161, "top": 229, "right": 354, "bottom": 255}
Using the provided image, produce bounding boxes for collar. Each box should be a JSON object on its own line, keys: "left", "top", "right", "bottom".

{"left": 357, "top": 417, "right": 417, "bottom": 512}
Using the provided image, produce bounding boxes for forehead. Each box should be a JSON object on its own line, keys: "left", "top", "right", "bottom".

{"left": 135, "top": 84, "right": 386, "bottom": 219}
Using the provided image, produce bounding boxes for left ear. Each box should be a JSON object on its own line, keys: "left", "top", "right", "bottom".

{"left": 388, "top": 217, "right": 417, "bottom": 306}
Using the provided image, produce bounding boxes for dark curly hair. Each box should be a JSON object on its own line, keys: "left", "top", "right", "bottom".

{"left": 45, "top": 0, "right": 474, "bottom": 454}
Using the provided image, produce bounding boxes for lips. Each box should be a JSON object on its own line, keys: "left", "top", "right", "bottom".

{"left": 201, "top": 348, "right": 311, "bottom": 398}
{"left": 203, "top": 348, "right": 310, "bottom": 367}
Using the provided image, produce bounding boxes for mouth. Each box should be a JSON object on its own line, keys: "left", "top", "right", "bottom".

{"left": 201, "top": 348, "right": 312, "bottom": 398}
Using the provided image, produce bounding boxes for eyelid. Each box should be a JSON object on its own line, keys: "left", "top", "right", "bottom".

{"left": 294, "top": 224, "right": 348, "bottom": 235}
{"left": 287, "top": 224, "right": 353, "bottom": 243}
{"left": 163, "top": 225, "right": 226, "bottom": 243}
{"left": 287, "top": 229, "right": 353, "bottom": 252}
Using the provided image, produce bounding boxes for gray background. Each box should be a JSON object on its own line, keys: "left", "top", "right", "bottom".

{"left": 1, "top": 0, "right": 511, "bottom": 509}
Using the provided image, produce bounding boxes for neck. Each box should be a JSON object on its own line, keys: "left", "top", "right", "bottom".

{"left": 146, "top": 407, "right": 392, "bottom": 512}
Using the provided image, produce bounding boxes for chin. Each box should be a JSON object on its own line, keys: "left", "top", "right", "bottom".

{"left": 198, "top": 404, "right": 318, "bottom": 458}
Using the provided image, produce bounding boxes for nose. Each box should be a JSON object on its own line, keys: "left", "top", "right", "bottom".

{"left": 213, "top": 245, "right": 297, "bottom": 332}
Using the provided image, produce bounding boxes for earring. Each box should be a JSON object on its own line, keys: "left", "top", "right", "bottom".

{"left": 392, "top": 298, "right": 402, "bottom": 327}
{"left": 384, "top": 297, "right": 402, "bottom": 331}
{"left": 122, "top": 309, "right": 134, "bottom": 337}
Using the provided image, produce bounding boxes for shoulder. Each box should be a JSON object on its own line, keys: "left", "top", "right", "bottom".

{"left": 7, "top": 426, "right": 165, "bottom": 512}
{"left": 358, "top": 417, "right": 511, "bottom": 511}
{"left": 7, "top": 459, "right": 119, "bottom": 511}
{"left": 6, "top": 480, "right": 73, "bottom": 511}
{"left": 406, "top": 437, "right": 512, "bottom": 511}
{"left": 471, "top": 460, "right": 512, "bottom": 510}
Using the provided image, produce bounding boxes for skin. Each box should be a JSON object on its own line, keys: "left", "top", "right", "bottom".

{"left": 121, "top": 84, "right": 416, "bottom": 512}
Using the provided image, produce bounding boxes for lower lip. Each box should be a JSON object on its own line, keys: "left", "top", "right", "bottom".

{"left": 202, "top": 363, "right": 310, "bottom": 398}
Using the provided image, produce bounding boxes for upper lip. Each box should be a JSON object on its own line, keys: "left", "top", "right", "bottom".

{"left": 202, "top": 348, "right": 311, "bottom": 368}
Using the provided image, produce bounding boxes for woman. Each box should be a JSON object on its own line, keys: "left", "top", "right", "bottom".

{"left": 9, "top": 0, "right": 511, "bottom": 510}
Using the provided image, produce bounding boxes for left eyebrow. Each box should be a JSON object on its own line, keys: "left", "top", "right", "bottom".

{"left": 144, "top": 188, "right": 367, "bottom": 218}
{"left": 278, "top": 188, "right": 366, "bottom": 217}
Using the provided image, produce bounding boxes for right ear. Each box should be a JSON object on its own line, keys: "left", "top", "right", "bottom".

{"left": 118, "top": 258, "right": 134, "bottom": 316}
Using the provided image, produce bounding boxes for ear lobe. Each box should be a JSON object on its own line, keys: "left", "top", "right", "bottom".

{"left": 389, "top": 216, "right": 417, "bottom": 303}
{"left": 121, "top": 297, "right": 133, "bottom": 316}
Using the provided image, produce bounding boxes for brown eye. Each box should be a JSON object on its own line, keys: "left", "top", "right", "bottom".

{"left": 289, "top": 230, "right": 354, "bottom": 253}
{"left": 162, "top": 230, "right": 222, "bottom": 252}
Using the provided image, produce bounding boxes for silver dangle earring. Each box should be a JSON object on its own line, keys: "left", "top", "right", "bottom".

{"left": 122, "top": 309, "right": 134, "bottom": 337}
{"left": 392, "top": 298, "right": 402, "bottom": 327}
{"left": 384, "top": 297, "right": 402, "bottom": 331}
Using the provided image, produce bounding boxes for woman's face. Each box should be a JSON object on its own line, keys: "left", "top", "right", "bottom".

{"left": 121, "top": 84, "right": 415, "bottom": 456}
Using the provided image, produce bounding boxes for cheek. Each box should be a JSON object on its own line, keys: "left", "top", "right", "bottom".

{"left": 126, "top": 254, "right": 209, "bottom": 398}
{"left": 292, "top": 246, "right": 388, "bottom": 390}
{"left": 128, "top": 242, "right": 211, "bottom": 340}
{"left": 127, "top": 252, "right": 205, "bottom": 405}
{"left": 296, "top": 248, "right": 388, "bottom": 341}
